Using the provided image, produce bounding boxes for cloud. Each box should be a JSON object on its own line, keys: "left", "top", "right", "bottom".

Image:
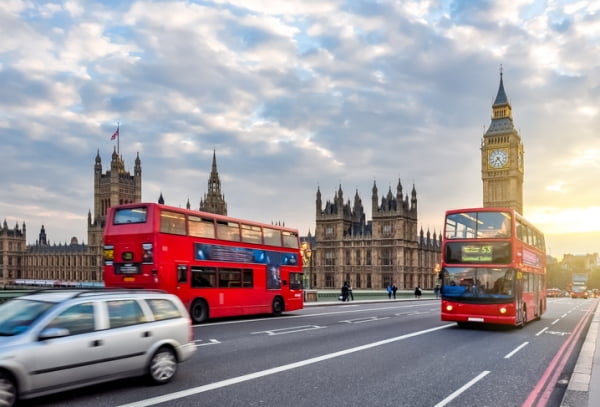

{"left": 1, "top": 0, "right": 600, "bottom": 257}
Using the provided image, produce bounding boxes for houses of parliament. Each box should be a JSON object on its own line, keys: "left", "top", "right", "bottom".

{"left": 1, "top": 73, "right": 522, "bottom": 290}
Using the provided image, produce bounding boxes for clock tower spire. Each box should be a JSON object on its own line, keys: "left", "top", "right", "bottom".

{"left": 481, "top": 68, "right": 524, "bottom": 214}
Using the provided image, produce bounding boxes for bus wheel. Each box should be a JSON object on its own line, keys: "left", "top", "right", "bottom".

{"left": 272, "top": 297, "right": 284, "bottom": 315}
{"left": 190, "top": 299, "right": 209, "bottom": 323}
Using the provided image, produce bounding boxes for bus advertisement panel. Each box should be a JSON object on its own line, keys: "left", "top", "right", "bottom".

{"left": 103, "top": 203, "right": 303, "bottom": 323}
{"left": 440, "top": 208, "right": 546, "bottom": 327}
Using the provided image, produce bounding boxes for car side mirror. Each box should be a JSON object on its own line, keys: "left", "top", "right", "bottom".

{"left": 39, "top": 327, "right": 70, "bottom": 340}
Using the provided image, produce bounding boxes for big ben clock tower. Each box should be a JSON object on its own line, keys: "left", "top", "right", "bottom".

{"left": 481, "top": 70, "right": 524, "bottom": 214}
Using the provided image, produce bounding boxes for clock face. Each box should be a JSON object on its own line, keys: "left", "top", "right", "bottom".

{"left": 489, "top": 149, "right": 508, "bottom": 168}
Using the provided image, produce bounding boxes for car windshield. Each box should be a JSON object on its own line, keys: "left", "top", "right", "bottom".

{"left": 0, "top": 299, "right": 55, "bottom": 336}
{"left": 440, "top": 267, "right": 515, "bottom": 302}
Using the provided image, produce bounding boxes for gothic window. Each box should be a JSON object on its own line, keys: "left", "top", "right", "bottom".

{"left": 325, "top": 250, "right": 335, "bottom": 266}
{"left": 345, "top": 250, "right": 351, "bottom": 266}
{"left": 356, "top": 250, "right": 361, "bottom": 265}
{"left": 366, "top": 250, "right": 371, "bottom": 266}
{"left": 382, "top": 248, "right": 393, "bottom": 265}
{"left": 325, "top": 273, "right": 334, "bottom": 288}
{"left": 325, "top": 226, "right": 334, "bottom": 239}
{"left": 383, "top": 223, "right": 392, "bottom": 237}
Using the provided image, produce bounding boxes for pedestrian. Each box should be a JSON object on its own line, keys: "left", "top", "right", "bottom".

{"left": 341, "top": 281, "right": 349, "bottom": 301}
{"left": 392, "top": 283, "right": 398, "bottom": 299}
{"left": 434, "top": 285, "right": 440, "bottom": 299}
{"left": 387, "top": 284, "right": 392, "bottom": 299}
{"left": 414, "top": 286, "right": 422, "bottom": 299}
{"left": 347, "top": 282, "right": 354, "bottom": 301}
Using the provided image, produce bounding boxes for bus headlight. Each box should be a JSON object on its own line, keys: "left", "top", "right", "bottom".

{"left": 499, "top": 307, "right": 507, "bottom": 314}
{"left": 446, "top": 305, "right": 453, "bottom": 312}
{"left": 103, "top": 245, "right": 114, "bottom": 265}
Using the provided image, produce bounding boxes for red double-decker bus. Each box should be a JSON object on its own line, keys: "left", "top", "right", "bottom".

{"left": 103, "top": 202, "right": 303, "bottom": 323}
{"left": 440, "top": 207, "right": 546, "bottom": 327}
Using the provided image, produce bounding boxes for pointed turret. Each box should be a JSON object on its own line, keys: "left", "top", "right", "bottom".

{"left": 199, "top": 150, "right": 227, "bottom": 215}
{"left": 316, "top": 186, "right": 322, "bottom": 217}
{"left": 411, "top": 184, "right": 417, "bottom": 211}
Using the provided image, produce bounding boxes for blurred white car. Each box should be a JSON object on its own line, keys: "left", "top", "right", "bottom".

{"left": 0, "top": 289, "right": 195, "bottom": 406}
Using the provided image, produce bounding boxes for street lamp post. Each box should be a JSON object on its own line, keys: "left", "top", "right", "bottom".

{"left": 300, "top": 241, "right": 312, "bottom": 290}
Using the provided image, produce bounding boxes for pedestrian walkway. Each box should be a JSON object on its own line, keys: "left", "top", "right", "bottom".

{"left": 561, "top": 299, "right": 600, "bottom": 407}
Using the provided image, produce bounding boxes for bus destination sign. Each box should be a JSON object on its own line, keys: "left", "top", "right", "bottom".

{"left": 461, "top": 244, "right": 493, "bottom": 262}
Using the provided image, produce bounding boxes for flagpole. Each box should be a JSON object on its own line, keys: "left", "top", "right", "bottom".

{"left": 117, "top": 122, "right": 120, "bottom": 156}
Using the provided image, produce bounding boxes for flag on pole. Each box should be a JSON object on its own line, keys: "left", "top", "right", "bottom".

{"left": 111, "top": 127, "right": 119, "bottom": 140}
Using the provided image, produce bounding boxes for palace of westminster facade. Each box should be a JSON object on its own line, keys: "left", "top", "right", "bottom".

{"left": 1, "top": 73, "right": 523, "bottom": 290}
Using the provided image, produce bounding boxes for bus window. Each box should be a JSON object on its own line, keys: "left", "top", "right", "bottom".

{"left": 216, "top": 221, "right": 240, "bottom": 241}
{"left": 114, "top": 207, "right": 147, "bottom": 224}
{"left": 476, "top": 212, "right": 511, "bottom": 238}
{"left": 282, "top": 231, "right": 299, "bottom": 249}
{"left": 242, "top": 269, "right": 253, "bottom": 287}
{"left": 289, "top": 272, "right": 303, "bottom": 290}
{"left": 219, "top": 268, "right": 242, "bottom": 288}
{"left": 516, "top": 220, "right": 524, "bottom": 241}
{"left": 191, "top": 267, "right": 216, "bottom": 288}
{"left": 264, "top": 228, "right": 282, "bottom": 246}
{"left": 188, "top": 216, "right": 215, "bottom": 238}
{"left": 160, "top": 211, "right": 186, "bottom": 235}
{"left": 445, "top": 212, "right": 477, "bottom": 239}
{"left": 241, "top": 224, "right": 262, "bottom": 244}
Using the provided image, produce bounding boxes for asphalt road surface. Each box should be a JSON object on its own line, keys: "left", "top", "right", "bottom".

{"left": 28, "top": 297, "right": 596, "bottom": 407}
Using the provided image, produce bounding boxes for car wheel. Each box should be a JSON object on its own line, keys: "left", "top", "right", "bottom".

{"left": 148, "top": 347, "right": 177, "bottom": 385}
{"left": 272, "top": 297, "right": 284, "bottom": 315}
{"left": 190, "top": 299, "right": 208, "bottom": 324}
{"left": 0, "top": 371, "right": 17, "bottom": 407}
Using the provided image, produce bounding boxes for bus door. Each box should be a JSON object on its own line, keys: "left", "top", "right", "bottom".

{"left": 175, "top": 262, "right": 190, "bottom": 304}
{"left": 515, "top": 270, "right": 525, "bottom": 325}
{"left": 532, "top": 273, "right": 543, "bottom": 317}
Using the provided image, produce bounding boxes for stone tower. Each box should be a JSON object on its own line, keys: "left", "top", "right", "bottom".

{"left": 199, "top": 150, "right": 227, "bottom": 215}
{"left": 481, "top": 70, "right": 524, "bottom": 214}
{"left": 88, "top": 148, "right": 142, "bottom": 257}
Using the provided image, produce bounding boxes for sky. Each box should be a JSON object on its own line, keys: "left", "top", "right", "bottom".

{"left": 1, "top": 0, "right": 599, "bottom": 260}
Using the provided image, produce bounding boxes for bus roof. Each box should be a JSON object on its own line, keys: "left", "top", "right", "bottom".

{"left": 111, "top": 202, "right": 300, "bottom": 234}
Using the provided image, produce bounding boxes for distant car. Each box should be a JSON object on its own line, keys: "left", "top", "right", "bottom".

{"left": 0, "top": 289, "right": 196, "bottom": 407}
{"left": 546, "top": 288, "right": 563, "bottom": 298}
{"left": 570, "top": 287, "right": 589, "bottom": 299}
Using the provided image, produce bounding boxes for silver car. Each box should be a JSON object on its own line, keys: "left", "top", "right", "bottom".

{"left": 0, "top": 289, "right": 196, "bottom": 406}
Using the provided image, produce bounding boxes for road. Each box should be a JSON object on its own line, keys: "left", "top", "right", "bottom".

{"left": 28, "top": 297, "right": 597, "bottom": 407}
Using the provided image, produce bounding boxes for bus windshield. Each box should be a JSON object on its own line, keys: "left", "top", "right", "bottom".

{"left": 441, "top": 267, "right": 515, "bottom": 301}
{"left": 445, "top": 211, "right": 511, "bottom": 239}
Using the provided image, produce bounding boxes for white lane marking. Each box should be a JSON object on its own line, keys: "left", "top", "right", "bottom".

{"left": 536, "top": 327, "right": 548, "bottom": 336}
{"left": 251, "top": 325, "right": 325, "bottom": 335}
{"left": 116, "top": 324, "right": 454, "bottom": 407}
{"left": 340, "top": 316, "right": 390, "bottom": 324}
{"left": 551, "top": 319, "right": 560, "bottom": 325}
{"left": 433, "top": 371, "right": 490, "bottom": 407}
{"left": 504, "top": 341, "right": 529, "bottom": 359}
{"left": 194, "top": 339, "right": 220, "bottom": 347}
{"left": 193, "top": 304, "right": 432, "bottom": 327}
